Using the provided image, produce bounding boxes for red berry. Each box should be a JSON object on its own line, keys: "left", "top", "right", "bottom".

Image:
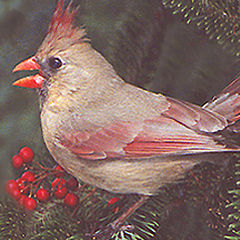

{"left": 18, "top": 195, "right": 27, "bottom": 207}
{"left": 51, "top": 178, "right": 66, "bottom": 190}
{"left": 54, "top": 165, "right": 65, "bottom": 177}
{"left": 21, "top": 171, "right": 35, "bottom": 182}
{"left": 36, "top": 188, "right": 49, "bottom": 202}
{"left": 12, "top": 155, "right": 23, "bottom": 169}
{"left": 64, "top": 193, "right": 79, "bottom": 207}
{"left": 24, "top": 197, "right": 37, "bottom": 211}
{"left": 107, "top": 197, "right": 120, "bottom": 206}
{"left": 51, "top": 178, "right": 67, "bottom": 199}
{"left": 108, "top": 197, "right": 121, "bottom": 214}
{"left": 5, "top": 180, "right": 18, "bottom": 194}
{"left": 66, "top": 177, "right": 79, "bottom": 191}
{"left": 54, "top": 187, "right": 68, "bottom": 199}
{"left": 19, "top": 147, "right": 34, "bottom": 163}
{"left": 10, "top": 188, "right": 21, "bottom": 200}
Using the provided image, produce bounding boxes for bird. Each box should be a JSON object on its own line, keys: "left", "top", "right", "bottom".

{"left": 12, "top": 0, "right": 240, "bottom": 238}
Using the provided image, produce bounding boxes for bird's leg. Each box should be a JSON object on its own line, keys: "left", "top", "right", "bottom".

{"left": 111, "top": 195, "right": 149, "bottom": 230}
{"left": 92, "top": 195, "right": 149, "bottom": 240}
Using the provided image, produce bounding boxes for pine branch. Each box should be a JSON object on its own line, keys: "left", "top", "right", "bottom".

{"left": 0, "top": 198, "right": 26, "bottom": 240}
{"left": 162, "top": 0, "right": 240, "bottom": 57}
{"left": 111, "top": 193, "right": 175, "bottom": 240}
{"left": 25, "top": 202, "right": 84, "bottom": 240}
{"left": 225, "top": 159, "right": 240, "bottom": 240}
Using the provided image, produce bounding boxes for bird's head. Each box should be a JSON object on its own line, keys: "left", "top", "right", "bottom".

{"left": 12, "top": 0, "right": 89, "bottom": 90}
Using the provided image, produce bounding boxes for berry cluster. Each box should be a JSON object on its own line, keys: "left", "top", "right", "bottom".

{"left": 6, "top": 147, "right": 79, "bottom": 211}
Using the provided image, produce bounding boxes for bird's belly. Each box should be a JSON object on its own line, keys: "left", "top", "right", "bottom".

{"left": 75, "top": 158, "right": 197, "bottom": 195}
{"left": 50, "top": 145, "right": 198, "bottom": 195}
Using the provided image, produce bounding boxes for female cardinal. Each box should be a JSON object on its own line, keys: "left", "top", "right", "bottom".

{"left": 13, "top": 0, "right": 240, "bottom": 238}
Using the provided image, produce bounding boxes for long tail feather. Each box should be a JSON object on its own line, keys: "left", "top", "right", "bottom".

{"left": 203, "top": 76, "right": 240, "bottom": 126}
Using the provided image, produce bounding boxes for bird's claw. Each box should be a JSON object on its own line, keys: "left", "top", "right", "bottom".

{"left": 91, "top": 224, "right": 115, "bottom": 240}
{"left": 91, "top": 224, "right": 134, "bottom": 240}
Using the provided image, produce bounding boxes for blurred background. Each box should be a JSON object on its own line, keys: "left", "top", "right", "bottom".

{"left": 0, "top": 0, "right": 239, "bottom": 194}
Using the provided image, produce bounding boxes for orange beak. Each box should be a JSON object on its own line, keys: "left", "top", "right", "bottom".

{"left": 12, "top": 56, "right": 45, "bottom": 88}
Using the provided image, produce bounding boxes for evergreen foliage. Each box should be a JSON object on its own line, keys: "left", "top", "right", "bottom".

{"left": 1, "top": 0, "right": 240, "bottom": 239}
{"left": 1, "top": 156, "right": 239, "bottom": 239}
{"left": 225, "top": 159, "right": 240, "bottom": 240}
{"left": 162, "top": 0, "right": 240, "bottom": 57}
{"left": 0, "top": 198, "right": 26, "bottom": 240}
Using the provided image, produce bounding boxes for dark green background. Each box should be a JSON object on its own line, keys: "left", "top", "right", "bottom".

{"left": 0, "top": 0, "right": 239, "bottom": 194}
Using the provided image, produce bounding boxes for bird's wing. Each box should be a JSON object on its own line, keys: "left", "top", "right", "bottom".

{"left": 59, "top": 97, "right": 229, "bottom": 160}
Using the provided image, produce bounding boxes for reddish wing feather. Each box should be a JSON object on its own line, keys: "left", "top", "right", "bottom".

{"left": 164, "top": 97, "right": 227, "bottom": 132}
{"left": 123, "top": 115, "right": 225, "bottom": 157}
{"left": 60, "top": 121, "right": 143, "bottom": 159}
{"left": 204, "top": 76, "right": 240, "bottom": 123}
{"left": 60, "top": 113, "right": 226, "bottom": 160}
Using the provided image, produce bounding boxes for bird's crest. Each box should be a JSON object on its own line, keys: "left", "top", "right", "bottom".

{"left": 37, "top": 0, "right": 87, "bottom": 55}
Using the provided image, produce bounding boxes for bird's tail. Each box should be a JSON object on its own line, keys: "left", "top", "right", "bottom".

{"left": 203, "top": 75, "right": 240, "bottom": 129}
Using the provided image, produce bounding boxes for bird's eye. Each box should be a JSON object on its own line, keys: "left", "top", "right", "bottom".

{"left": 48, "top": 57, "right": 62, "bottom": 69}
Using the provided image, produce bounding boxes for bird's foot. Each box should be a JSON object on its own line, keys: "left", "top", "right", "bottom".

{"left": 91, "top": 223, "right": 134, "bottom": 240}
{"left": 90, "top": 195, "right": 149, "bottom": 240}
